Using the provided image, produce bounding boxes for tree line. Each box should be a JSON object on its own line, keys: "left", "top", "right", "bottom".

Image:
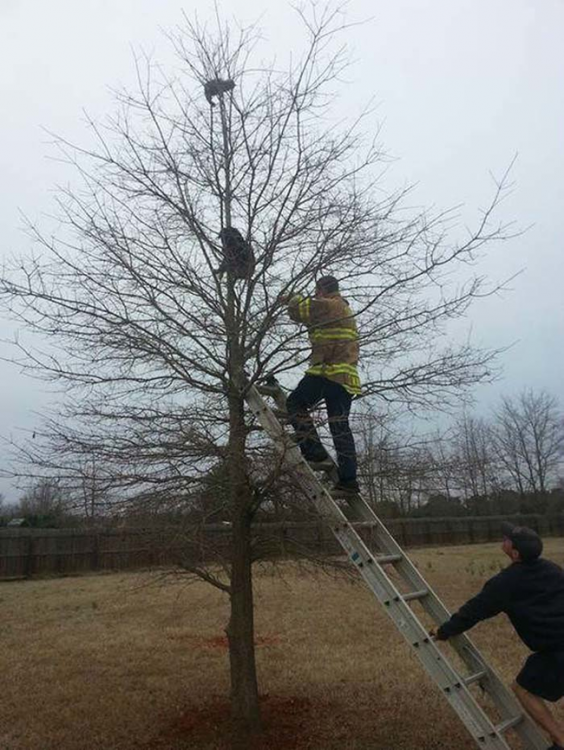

{"left": 2, "top": 387, "right": 562, "bottom": 528}
{"left": 356, "top": 388, "right": 564, "bottom": 518}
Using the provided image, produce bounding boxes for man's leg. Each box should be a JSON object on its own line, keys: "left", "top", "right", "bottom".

{"left": 286, "top": 375, "right": 329, "bottom": 462}
{"left": 324, "top": 380, "right": 357, "bottom": 486}
{"left": 512, "top": 682, "right": 564, "bottom": 747}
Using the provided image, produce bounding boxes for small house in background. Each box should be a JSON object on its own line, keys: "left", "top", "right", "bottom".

{"left": 6, "top": 518, "right": 27, "bottom": 528}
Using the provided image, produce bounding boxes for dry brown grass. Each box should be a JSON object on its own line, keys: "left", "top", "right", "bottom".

{"left": 1, "top": 540, "right": 564, "bottom": 750}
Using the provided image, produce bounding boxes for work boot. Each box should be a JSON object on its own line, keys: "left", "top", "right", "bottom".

{"left": 307, "top": 458, "right": 334, "bottom": 472}
{"left": 331, "top": 479, "right": 360, "bottom": 497}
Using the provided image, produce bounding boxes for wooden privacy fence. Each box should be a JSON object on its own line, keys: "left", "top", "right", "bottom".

{"left": 1, "top": 514, "right": 563, "bottom": 580}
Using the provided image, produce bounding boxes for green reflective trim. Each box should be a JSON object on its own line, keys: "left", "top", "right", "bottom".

{"left": 343, "top": 383, "right": 362, "bottom": 395}
{"left": 306, "top": 364, "right": 362, "bottom": 395}
{"left": 310, "top": 327, "right": 358, "bottom": 341}
{"left": 308, "top": 363, "right": 359, "bottom": 375}
{"left": 298, "top": 297, "right": 311, "bottom": 323}
{"left": 316, "top": 326, "right": 357, "bottom": 334}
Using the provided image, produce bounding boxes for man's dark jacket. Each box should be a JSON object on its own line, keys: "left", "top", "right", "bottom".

{"left": 437, "top": 558, "right": 564, "bottom": 652}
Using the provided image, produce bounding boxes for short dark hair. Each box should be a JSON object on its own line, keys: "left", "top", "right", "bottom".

{"left": 501, "top": 522, "right": 543, "bottom": 562}
{"left": 316, "top": 275, "right": 339, "bottom": 294}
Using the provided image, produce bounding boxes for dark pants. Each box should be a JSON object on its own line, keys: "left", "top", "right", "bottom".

{"left": 286, "top": 374, "right": 357, "bottom": 483}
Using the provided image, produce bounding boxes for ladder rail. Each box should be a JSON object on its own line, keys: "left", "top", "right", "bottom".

{"left": 257, "top": 378, "right": 544, "bottom": 737}
{"left": 343, "top": 493, "right": 546, "bottom": 747}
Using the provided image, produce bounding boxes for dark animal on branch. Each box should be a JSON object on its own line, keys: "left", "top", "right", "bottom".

{"left": 214, "top": 227, "right": 255, "bottom": 280}
{"left": 204, "top": 78, "right": 235, "bottom": 106}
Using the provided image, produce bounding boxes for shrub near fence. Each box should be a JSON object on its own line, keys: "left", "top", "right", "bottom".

{"left": 1, "top": 515, "right": 563, "bottom": 580}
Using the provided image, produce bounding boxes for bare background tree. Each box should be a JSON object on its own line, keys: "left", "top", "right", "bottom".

{"left": 453, "top": 414, "right": 495, "bottom": 503}
{"left": 0, "top": 4, "right": 518, "bottom": 741}
{"left": 491, "top": 390, "right": 564, "bottom": 504}
{"left": 353, "top": 387, "right": 564, "bottom": 520}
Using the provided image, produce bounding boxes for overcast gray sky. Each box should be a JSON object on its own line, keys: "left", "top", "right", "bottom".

{"left": 1, "top": 0, "right": 563, "bottom": 501}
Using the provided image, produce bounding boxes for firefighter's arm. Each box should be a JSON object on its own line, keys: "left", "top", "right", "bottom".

{"left": 287, "top": 294, "right": 313, "bottom": 324}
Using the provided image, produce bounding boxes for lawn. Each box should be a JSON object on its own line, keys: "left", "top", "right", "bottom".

{"left": 1, "top": 539, "right": 563, "bottom": 750}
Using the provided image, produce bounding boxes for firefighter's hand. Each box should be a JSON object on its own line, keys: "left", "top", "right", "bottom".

{"left": 277, "top": 293, "right": 291, "bottom": 305}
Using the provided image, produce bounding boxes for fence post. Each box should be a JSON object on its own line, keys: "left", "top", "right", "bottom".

{"left": 25, "top": 535, "right": 35, "bottom": 578}
{"left": 282, "top": 524, "right": 287, "bottom": 558}
{"left": 91, "top": 534, "right": 100, "bottom": 571}
{"left": 485, "top": 516, "right": 493, "bottom": 542}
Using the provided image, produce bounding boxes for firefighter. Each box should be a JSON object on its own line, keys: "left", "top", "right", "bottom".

{"left": 279, "top": 275, "right": 361, "bottom": 495}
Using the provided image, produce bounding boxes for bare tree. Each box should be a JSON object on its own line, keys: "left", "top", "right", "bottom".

{"left": 355, "top": 411, "right": 463, "bottom": 515}
{"left": 421, "top": 429, "right": 460, "bottom": 502}
{"left": 491, "top": 389, "right": 564, "bottom": 502}
{"left": 355, "top": 406, "right": 397, "bottom": 508}
{"left": 1, "top": 5, "right": 514, "bottom": 740}
{"left": 452, "top": 413, "right": 496, "bottom": 501}
{"left": 16, "top": 478, "right": 68, "bottom": 521}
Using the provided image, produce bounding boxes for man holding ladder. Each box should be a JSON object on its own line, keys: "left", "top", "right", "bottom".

{"left": 434, "top": 523, "right": 564, "bottom": 750}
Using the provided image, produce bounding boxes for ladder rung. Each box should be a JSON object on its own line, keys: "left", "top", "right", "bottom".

{"left": 307, "top": 459, "right": 335, "bottom": 472}
{"left": 257, "top": 385, "right": 281, "bottom": 397}
{"left": 375, "top": 554, "right": 403, "bottom": 564}
{"left": 463, "top": 669, "right": 488, "bottom": 686}
{"left": 494, "top": 715, "right": 523, "bottom": 734}
{"left": 271, "top": 408, "right": 289, "bottom": 420}
{"left": 331, "top": 488, "right": 361, "bottom": 499}
{"left": 403, "top": 589, "right": 429, "bottom": 602}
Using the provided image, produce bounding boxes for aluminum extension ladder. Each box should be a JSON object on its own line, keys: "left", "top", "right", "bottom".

{"left": 245, "top": 378, "right": 547, "bottom": 750}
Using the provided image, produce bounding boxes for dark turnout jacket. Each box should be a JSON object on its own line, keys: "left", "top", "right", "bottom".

{"left": 437, "top": 558, "right": 564, "bottom": 653}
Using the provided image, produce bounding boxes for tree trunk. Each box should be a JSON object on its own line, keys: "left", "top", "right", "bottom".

{"left": 217, "top": 83, "right": 261, "bottom": 741}
{"left": 227, "top": 506, "right": 261, "bottom": 738}
{"left": 226, "top": 390, "right": 262, "bottom": 741}
{"left": 223, "top": 257, "right": 261, "bottom": 740}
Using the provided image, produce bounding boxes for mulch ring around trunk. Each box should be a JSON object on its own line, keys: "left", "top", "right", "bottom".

{"left": 147, "top": 693, "right": 340, "bottom": 749}
{"left": 199, "top": 635, "right": 283, "bottom": 649}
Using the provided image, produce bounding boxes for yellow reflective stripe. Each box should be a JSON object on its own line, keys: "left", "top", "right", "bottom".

{"left": 308, "top": 363, "right": 359, "bottom": 375}
{"left": 297, "top": 297, "right": 311, "bottom": 323}
{"left": 310, "top": 327, "right": 358, "bottom": 341}
{"left": 306, "top": 363, "right": 362, "bottom": 394}
{"left": 319, "top": 326, "right": 357, "bottom": 335}
{"left": 289, "top": 295, "right": 311, "bottom": 323}
{"left": 342, "top": 382, "right": 362, "bottom": 395}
